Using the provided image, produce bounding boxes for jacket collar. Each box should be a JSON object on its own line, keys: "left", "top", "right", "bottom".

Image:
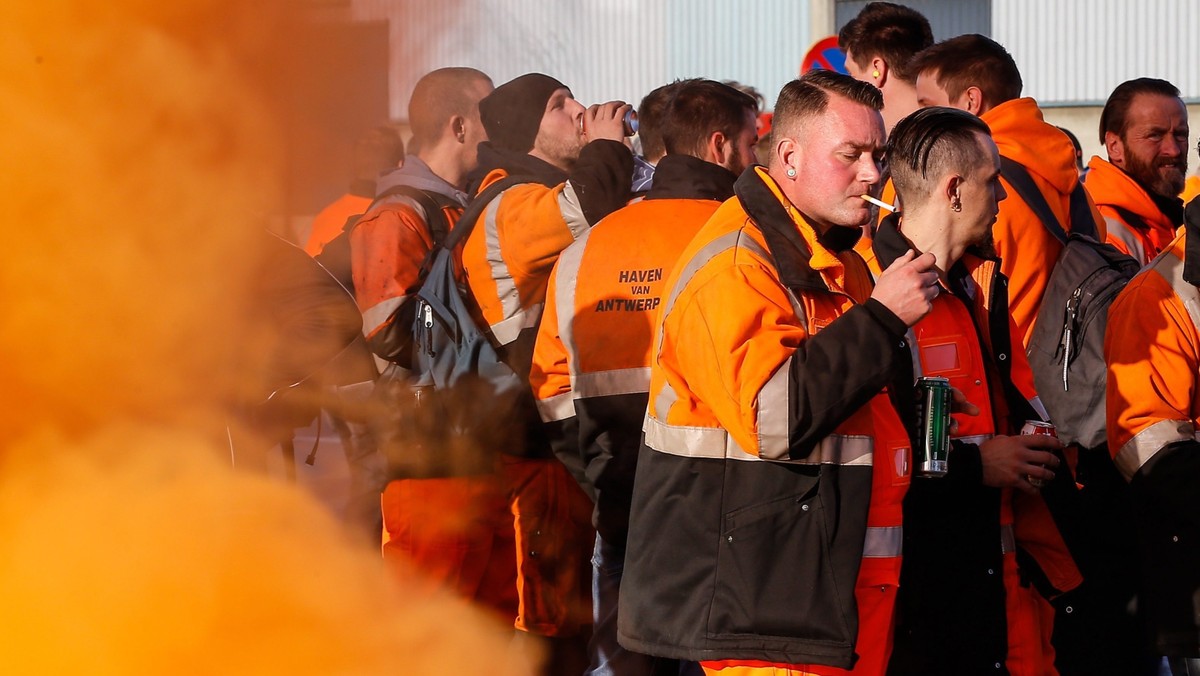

{"left": 467, "top": 142, "right": 568, "bottom": 196}
{"left": 645, "top": 154, "right": 737, "bottom": 202}
{"left": 733, "top": 167, "right": 862, "bottom": 291}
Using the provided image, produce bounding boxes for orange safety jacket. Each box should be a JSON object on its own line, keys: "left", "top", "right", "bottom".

{"left": 984, "top": 98, "right": 1107, "bottom": 348}
{"left": 1106, "top": 219, "right": 1200, "bottom": 657}
{"left": 618, "top": 167, "right": 916, "bottom": 672}
{"left": 348, "top": 161, "right": 519, "bottom": 621}
{"left": 528, "top": 154, "right": 738, "bottom": 548}
{"left": 460, "top": 140, "right": 632, "bottom": 637}
{"left": 1085, "top": 155, "right": 1182, "bottom": 265}
{"left": 304, "top": 180, "right": 374, "bottom": 257}
{"left": 350, "top": 160, "right": 466, "bottom": 366}
{"left": 869, "top": 216, "right": 1081, "bottom": 676}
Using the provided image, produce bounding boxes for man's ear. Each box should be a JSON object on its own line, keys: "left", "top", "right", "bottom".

{"left": 450, "top": 115, "right": 467, "bottom": 143}
{"left": 706, "top": 130, "right": 728, "bottom": 166}
{"left": 945, "top": 174, "right": 964, "bottom": 209}
{"left": 963, "top": 86, "right": 985, "bottom": 116}
{"left": 777, "top": 135, "right": 802, "bottom": 177}
{"left": 871, "top": 57, "right": 888, "bottom": 86}
{"left": 1105, "top": 130, "right": 1125, "bottom": 164}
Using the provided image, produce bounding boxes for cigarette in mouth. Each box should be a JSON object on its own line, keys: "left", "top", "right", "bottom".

{"left": 861, "top": 194, "right": 895, "bottom": 212}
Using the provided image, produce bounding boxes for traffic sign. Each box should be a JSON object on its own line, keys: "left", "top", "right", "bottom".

{"left": 801, "top": 36, "right": 848, "bottom": 75}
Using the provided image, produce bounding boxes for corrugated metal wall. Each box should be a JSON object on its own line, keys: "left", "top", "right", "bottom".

{"left": 665, "top": 0, "right": 811, "bottom": 107}
{"left": 351, "top": 0, "right": 812, "bottom": 119}
{"left": 351, "top": 0, "right": 1200, "bottom": 117}
{"left": 994, "top": 0, "right": 1200, "bottom": 105}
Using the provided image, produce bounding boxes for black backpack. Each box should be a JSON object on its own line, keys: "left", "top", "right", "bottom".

{"left": 1004, "top": 157, "right": 1141, "bottom": 449}
{"left": 313, "top": 185, "right": 453, "bottom": 295}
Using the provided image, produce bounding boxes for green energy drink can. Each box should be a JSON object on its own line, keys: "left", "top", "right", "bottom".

{"left": 915, "top": 376, "right": 952, "bottom": 477}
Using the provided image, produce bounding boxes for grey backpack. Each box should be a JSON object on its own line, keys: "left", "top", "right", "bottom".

{"left": 1005, "top": 158, "right": 1140, "bottom": 449}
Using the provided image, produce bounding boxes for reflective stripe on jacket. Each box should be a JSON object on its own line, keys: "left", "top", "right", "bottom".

{"left": 1105, "top": 224, "right": 1200, "bottom": 656}
{"left": 350, "top": 194, "right": 461, "bottom": 359}
{"left": 618, "top": 167, "right": 915, "bottom": 670}
{"left": 528, "top": 154, "right": 738, "bottom": 547}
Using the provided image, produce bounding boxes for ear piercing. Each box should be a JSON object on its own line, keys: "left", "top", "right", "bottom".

{"left": 786, "top": 166, "right": 797, "bottom": 178}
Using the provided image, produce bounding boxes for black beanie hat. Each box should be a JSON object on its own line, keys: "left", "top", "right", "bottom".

{"left": 479, "top": 73, "right": 568, "bottom": 153}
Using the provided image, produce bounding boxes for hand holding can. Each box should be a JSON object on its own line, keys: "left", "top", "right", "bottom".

{"left": 1020, "top": 421, "right": 1058, "bottom": 488}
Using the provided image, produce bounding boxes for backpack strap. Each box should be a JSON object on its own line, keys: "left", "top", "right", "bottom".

{"left": 440, "top": 173, "right": 558, "bottom": 252}
{"left": 999, "top": 156, "right": 1097, "bottom": 244}
{"left": 351, "top": 184, "right": 454, "bottom": 247}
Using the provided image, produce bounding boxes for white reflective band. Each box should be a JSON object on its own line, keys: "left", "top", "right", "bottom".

{"left": 657, "top": 229, "right": 772, "bottom": 354}
{"left": 535, "top": 391, "right": 576, "bottom": 423}
{"left": 361, "top": 296, "right": 406, "bottom": 336}
{"left": 1115, "top": 418, "right": 1198, "bottom": 480}
{"left": 491, "top": 302, "right": 544, "bottom": 346}
{"left": 642, "top": 415, "right": 758, "bottom": 461}
{"left": 554, "top": 233, "right": 590, "bottom": 379}
{"left": 954, "top": 433, "right": 994, "bottom": 447}
{"left": 575, "top": 367, "right": 651, "bottom": 399}
{"left": 643, "top": 415, "right": 872, "bottom": 465}
{"left": 782, "top": 286, "right": 809, "bottom": 333}
{"left": 1001, "top": 523, "right": 1016, "bottom": 555}
{"left": 652, "top": 382, "right": 679, "bottom": 420}
{"left": 1149, "top": 249, "right": 1200, "bottom": 333}
{"left": 1028, "top": 396, "right": 1049, "bottom": 423}
{"left": 757, "top": 358, "right": 792, "bottom": 460}
{"left": 863, "top": 526, "right": 903, "bottom": 558}
{"left": 1105, "top": 216, "right": 1146, "bottom": 265}
{"left": 558, "top": 182, "right": 590, "bottom": 239}
{"left": 542, "top": 368, "right": 650, "bottom": 423}
{"left": 482, "top": 195, "right": 521, "bottom": 320}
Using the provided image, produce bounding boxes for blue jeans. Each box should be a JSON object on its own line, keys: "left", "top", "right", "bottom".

{"left": 586, "top": 534, "right": 702, "bottom": 676}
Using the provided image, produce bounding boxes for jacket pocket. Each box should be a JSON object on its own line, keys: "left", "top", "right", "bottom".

{"left": 708, "top": 484, "right": 850, "bottom": 643}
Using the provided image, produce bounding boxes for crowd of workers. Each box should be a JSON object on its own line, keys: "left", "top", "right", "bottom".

{"left": 269, "top": 3, "right": 1200, "bottom": 675}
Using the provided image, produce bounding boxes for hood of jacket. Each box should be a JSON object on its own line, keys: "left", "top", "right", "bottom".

{"left": 1085, "top": 155, "right": 1183, "bottom": 229}
{"left": 375, "top": 155, "right": 470, "bottom": 206}
{"left": 983, "top": 98, "right": 1079, "bottom": 197}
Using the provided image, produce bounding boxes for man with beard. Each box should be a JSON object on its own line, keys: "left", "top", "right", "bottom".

{"left": 463, "top": 72, "right": 634, "bottom": 675}
{"left": 1085, "top": 78, "right": 1190, "bottom": 265}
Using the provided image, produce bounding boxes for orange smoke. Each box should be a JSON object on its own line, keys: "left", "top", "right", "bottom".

{"left": 0, "top": 1, "right": 534, "bottom": 672}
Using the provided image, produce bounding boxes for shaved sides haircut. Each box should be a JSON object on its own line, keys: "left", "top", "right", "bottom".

{"left": 887, "top": 106, "right": 993, "bottom": 207}
{"left": 637, "top": 80, "right": 687, "bottom": 163}
{"left": 773, "top": 69, "right": 883, "bottom": 140}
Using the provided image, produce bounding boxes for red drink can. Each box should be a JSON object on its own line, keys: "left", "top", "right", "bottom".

{"left": 1020, "top": 420, "right": 1057, "bottom": 488}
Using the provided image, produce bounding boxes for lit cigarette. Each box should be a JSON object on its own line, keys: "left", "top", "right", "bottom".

{"left": 861, "top": 194, "right": 895, "bottom": 212}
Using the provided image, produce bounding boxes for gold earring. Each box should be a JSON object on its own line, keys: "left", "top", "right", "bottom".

{"left": 873, "top": 70, "right": 880, "bottom": 78}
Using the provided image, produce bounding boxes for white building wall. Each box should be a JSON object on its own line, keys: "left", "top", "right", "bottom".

{"left": 994, "top": 0, "right": 1200, "bottom": 105}
{"left": 350, "top": 0, "right": 813, "bottom": 119}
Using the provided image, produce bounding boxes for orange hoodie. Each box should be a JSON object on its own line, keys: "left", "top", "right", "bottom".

{"left": 1085, "top": 155, "right": 1180, "bottom": 264}
{"left": 982, "top": 98, "right": 1107, "bottom": 348}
